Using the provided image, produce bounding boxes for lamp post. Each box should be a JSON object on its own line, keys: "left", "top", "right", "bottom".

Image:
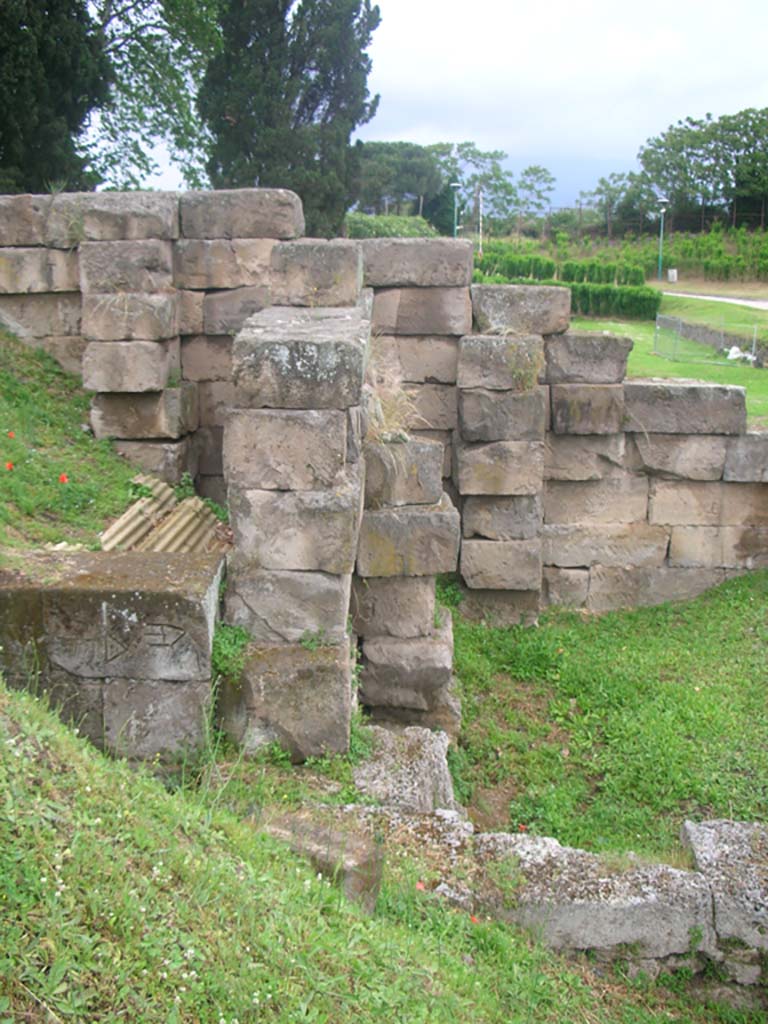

{"left": 657, "top": 198, "right": 668, "bottom": 281}
{"left": 450, "top": 182, "right": 460, "bottom": 238}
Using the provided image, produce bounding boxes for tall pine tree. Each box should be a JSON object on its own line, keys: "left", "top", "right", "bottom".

{"left": 198, "top": 0, "right": 380, "bottom": 236}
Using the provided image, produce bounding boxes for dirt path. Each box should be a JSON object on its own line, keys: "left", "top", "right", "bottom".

{"left": 664, "top": 291, "right": 768, "bottom": 311}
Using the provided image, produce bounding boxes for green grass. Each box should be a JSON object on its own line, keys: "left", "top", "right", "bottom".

{"left": 0, "top": 331, "right": 138, "bottom": 549}
{"left": 446, "top": 571, "right": 768, "bottom": 862}
{"left": 661, "top": 294, "right": 768, "bottom": 346}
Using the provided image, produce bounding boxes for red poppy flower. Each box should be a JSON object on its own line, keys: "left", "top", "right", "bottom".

{"left": 470, "top": 915, "right": 479, "bottom": 924}
{"left": 517, "top": 823, "right": 528, "bottom": 832}
{"left": 7, "top": 431, "right": 14, "bottom": 439}
{"left": 415, "top": 881, "right": 425, "bottom": 891}
{"left": 5, "top": 462, "right": 13, "bottom": 471}
{"left": 58, "top": 473, "right": 69, "bottom": 484}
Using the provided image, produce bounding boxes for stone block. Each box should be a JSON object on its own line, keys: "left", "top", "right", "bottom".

{"left": 114, "top": 437, "right": 196, "bottom": 484}
{"left": 220, "top": 639, "right": 351, "bottom": 762}
{"left": 410, "top": 429, "right": 452, "bottom": 477}
{"left": 471, "top": 284, "right": 570, "bottom": 336}
{"left": 454, "top": 440, "right": 544, "bottom": 496}
{"left": 104, "top": 678, "right": 211, "bottom": 760}
{"left": 180, "top": 188, "right": 304, "bottom": 240}
{"left": 353, "top": 725, "right": 456, "bottom": 812}
{"left": 346, "top": 404, "right": 366, "bottom": 464}
{"left": 229, "top": 467, "right": 362, "bottom": 573}
{"left": 551, "top": 384, "right": 625, "bottom": 435}
{"left": 544, "top": 434, "right": 625, "bottom": 481}
{"left": 271, "top": 238, "right": 362, "bottom": 306}
{"left": 542, "top": 567, "right": 589, "bottom": 608}
{"left": 197, "top": 381, "right": 242, "bottom": 428}
{"left": 724, "top": 432, "right": 768, "bottom": 482}
{"left": 458, "top": 386, "right": 548, "bottom": 442}
{"left": 364, "top": 438, "right": 443, "bottom": 508}
{"left": 233, "top": 306, "right": 368, "bottom": 409}
{"left": 0, "top": 194, "right": 51, "bottom": 245}
{"left": 203, "top": 286, "right": 271, "bottom": 335}
{"left": 360, "top": 619, "right": 453, "bottom": 712}
{"left": 461, "top": 539, "right": 542, "bottom": 590}
{"left": 586, "top": 566, "right": 725, "bottom": 611}
{"left": 177, "top": 289, "right": 204, "bottom": 335}
{"left": 462, "top": 495, "right": 542, "bottom": 540}
{"left": 366, "top": 679, "right": 462, "bottom": 739}
{"left": 373, "top": 334, "right": 459, "bottom": 383}
{"left": 0, "top": 247, "right": 78, "bottom": 293}
{"left": 79, "top": 240, "right": 173, "bottom": 293}
{"left": 224, "top": 408, "right": 347, "bottom": 490}
{"left": 627, "top": 433, "right": 727, "bottom": 481}
{"left": 542, "top": 524, "right": 670, "bottom": 568}
{"left": 82, "top": 338, "right": 179, "bottom": 392}
{"left": 23, "top": 335, "right": 87, "bottom": 376}
{"left": 372, "top": 287, "right": 472, "bottom": 336}
{"left": 35, "top": 670, "right": 105, "bottom": 746}
{"left": 82, "top": 292, "right": 177, "bottom": 342}
{"left": 0, "top": 292, "right": 80, "bottom": 336}
{"left": 91, "top": 383, "right": 198, "bottom": 440}
{"left": 351, "top": 576, "right": 436, "bottom": 639}
{"left": 624, "top": 379, "right": 747, "bottom": 435}
{"left": 361, "top": 237, "right": 473, "bottom": 288}
{"left": 544, "top": 476, "right": 649, "bottom": 524}
{"left": 45, "top": 191, "right": 179, "bottom": 246}
{"left": 404, "top": 383, "right": 458, "bottom": 430}
{"left": 356, "top": 493, "right": 460, "bottom": 577}
{"left": 543, "top": 331, "right": 632, "bottom": 383}
{"left": 669, "top": 526, "right": 768, "bottom": 569}
{"left": 225, "top": 568, "right": 352, "bottom": 644}
{"left": 457, "top": 334, "right": 544, "bottom": 391}
{"left": 721, "top": 483, "right": 768, "bottom": 525}
{"left": 648, "top": 481, "right": 722, "bottom": 526}
{"left": 180, "top": 334, "right": 233, "bottom": 381}
{"left": 455, "top": 588, "right": 540, "bottom": 627}
{"left": 195, "top": 426, "right": 223, "bottom": 475}
{"left": 174, "top": 238, "right": 275, "bottom": 290}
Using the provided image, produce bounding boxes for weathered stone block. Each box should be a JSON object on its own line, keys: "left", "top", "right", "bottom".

{"left": 724, "top": 432, "right": 768, "bottom": 482}
{"left": 457, "top": 334, "right": 544, "bottom": 391}
{"left": 543, "top": 331, "right": 632, "bottom": 383}
{"left": 544, "top": 433, "right": 625, "bottom": 481}
{"left": 372, "top": 287, "right": 472, "bottom": 336}
{"left": 471, "top": 284, "right": 570, "bottom": 335}
{"left": 114, "top": 437, "right": 196, "bottom": 484}
{"left": 225, "top": 569, "right": 352, "bottom": 644}
{"left": 180, "top": 188, "right": 304, "bottom": 240}
{"left": 0, "top": 194, "right": 51, "bottom": 246}
{"left": 229, "top": 468, "right": 362, "bottom": 573}
{"left": 356, "top": 493, "right": 460, "bottom": 577}
{"left": 174, "top": 238, "right": 275, "bottom": 290}
{"left": 542, "top": 567, "right": 589, "bottom": 608}
{"left": 91, "top": 383, "right": 198, "bottom": 440}
{"left": 0, "top": 247, "right": 78, "bottom": 293}
{"left": 454, "top": 440, "right": 544, "bottom": 496}
{"left": 351, "top": 576, "right": 436, "bottom": 639}
{"left": 233, "top": 306, "right": 368, "bottom": 409}
{"left": 197, "top": 474, "right": 226, "bottom": 506}
{"left": 648, "top": 481, "right": 722, "bottom": 526}
{"left": 271, "top": 238, "right": 362, "bottom": 306}
{"left": 0, "top": 292, "right": 80, "bottom": 336}
{"left": 544, "top": 476, "right": 649, "bottom": 524}
{"left": 353, "top": 725, "right": 456, "bottom": 812}
{"left": 456, "top": 588, "right": 540, "bottom": 627}
{"left": 462, "top": 495, "right": 542, "bottom": 540}
{"left": 627, "top": 433, "right": 728, "bottom": 481}
{"left": 197, "top": 381, "right": 242, "bottom": 428}
{"left": 79, "top": 240, "right": 173, "bottom": 293}
{"left": 721, "top": 483, "right": 768, "bottom": 525}
{"left": 364, "top": 439, "right": 443, "bottom": 508}
{"left": 195, "top": 426, "right": 223, "bottom": 475}
{"left": 461, "top": 539, "right": 542, "bottom": 590}
{"left": 373, "top": 334, "right": 459, "bottom": 383}
{"left": 45, "top": 191, "right": 179, "bottom": 246}
{"left": 669, "top": 526, "right": 768, "bottom": 568}
{"left": 33, "top": 670, "right": 104, "bottom": 746}
{"left": 551, "top": 384, "right": 624, "bottom": 435}
{"left": 177, "top": 289, "right": 204, "bottom": 335}
{"left": 361, "top": 237, "right": 473, "bottom": 288}
{"left": 586, "top": 566, "right": 725, "bottom": 611}
{"left": 203, "top": 286, "right": 271, "bottom": 335}
{"left": 624, "top": 379, "right": 747, "bottom": 435}
{"left": 404, "top": 383, "right": 458, "bottom": 430}
{"left": 224, "top": 408, "right": 347, "bottom": 490}
{"left": 82, "top": 338, "right": 179, "bottom": 392}
{"left": 542, "top": 524, "right": 669, "bottom": 568}
{"left": 104, "top": 678, "right": 211, "bottom": 760}
{"left": 180, "top": 334, "right": 233, "bottom": 381}
{"left": 410, "top": 429, "right": 452, "bottom": 477}
{"left": 220, "top": 640, "right": 351, "bottom": 762}
{"left": 458, "top": 386, "right": 548, "bottom": 442}
{"left": 82, "top": 292, "right": 177, "bottom": 342}
{"left": 360, "top": 619, "right": 453, "bottom": 712}
{"left": 366, "top": 678, "right": 462, "bottom": 738}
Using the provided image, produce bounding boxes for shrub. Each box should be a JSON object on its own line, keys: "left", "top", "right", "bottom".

{"left": 345, "top": 212, "right": 438, "bottom": 238}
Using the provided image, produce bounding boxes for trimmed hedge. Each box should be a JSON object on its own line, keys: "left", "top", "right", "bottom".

{"left": 345, "top": 213, "right": 438, "bottom": 238}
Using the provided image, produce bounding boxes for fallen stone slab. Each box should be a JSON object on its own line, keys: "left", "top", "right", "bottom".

{"left": 471, "top": 284, "right": 570, "bottom": 336}
{"left": 353, "top": 725, "right": 456, "bottom": 813}
{"left": 543, "top": 331, "right": 632, "bottom": 383}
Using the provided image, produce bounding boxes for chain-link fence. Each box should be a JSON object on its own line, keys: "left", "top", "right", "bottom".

{"left": 654, "top": 314, "right": 760, "bottom": 367}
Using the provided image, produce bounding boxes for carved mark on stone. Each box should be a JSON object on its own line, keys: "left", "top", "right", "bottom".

{"left": 144, "top": 623, "right": 185, "bottom": 648}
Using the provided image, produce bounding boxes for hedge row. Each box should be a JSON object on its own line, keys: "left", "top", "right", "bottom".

{"left": 560, "top": 259, "right": 644, "bottom": 286}
{"left": 472, "top": 271, "right": 662, "bottom": 320}
{"left": 345, "top": 213, "right": 437, "bottom": 238}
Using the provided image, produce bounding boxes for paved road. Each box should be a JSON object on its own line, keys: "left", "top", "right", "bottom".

{"left": 665, "top": 291, "right": 768, "bottom": 311}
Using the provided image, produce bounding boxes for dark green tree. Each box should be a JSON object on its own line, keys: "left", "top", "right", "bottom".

{"left": 198, "top": 0, "right": 380, "bottom": 236}
{"left": 358, "top": 141, "right": 442, "bottom": 216}
{"left": 0, "top": 0, "right": 111, "bottom": 193}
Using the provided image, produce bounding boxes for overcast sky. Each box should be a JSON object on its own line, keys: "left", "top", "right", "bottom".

{"left": 356, "top": 0, "right": 768, "bottom": 206}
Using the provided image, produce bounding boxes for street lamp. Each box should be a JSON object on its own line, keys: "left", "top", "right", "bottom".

{"left": 450, "top": 182, "right": 461, "bottom": 238}
{"left": 657, "top": 197, "right": 668, "bottom": 281}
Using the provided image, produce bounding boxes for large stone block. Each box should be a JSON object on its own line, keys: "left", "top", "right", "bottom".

{"left": 721, "top": 483, "right": 768, "bottom": 525}
{"left": 457, "top": 334, "right": 544, "bottom": 391}
{"left": 197, "top": 381, "right": 242, "bottom": 428}
{"left": 91, "top": 383, "right": 198, "bottom": 439}
{"left": 195, "top": 425, "right": 223, "bottom": 475}
{"left": 461, "top": 539, "right": 542, "bottom": 590}
{"left": 372, "top": 287, "right": 472, "bottom": 336}
{"left": 271, "top": 238, "right": 362, "bottom": 306}
{"left": 82, "top": 292, "right": 178, "bottom": 342}
{"left": 203, "top": 286, "right": 271, "bottom": 335}
{"left": 586, "top": 566, "right": 725, "bottom": 611}
{"left": 224, "top": 408, "right": 347, "bottom": 490}
{"left": 542, "top": 567, "right": 589, "bottom": 608}
{"left": 174, "top": 238, "right": 275, "bottom": 290}
{"left": 359, "top": 619, "right": 453, "bottom": 712}
{"left": 361, "top": 238, "right": 473, "bottom": 288}
{"left": 471, "top": 284, "right": 570, "bottom": 335}
{"left": 180, "top": 188, "right": 304, "bottom": 240}
{"left": 462, "top": 494, "right": 542, "bottom": 540}
{"left": 220, "top": 640, "right": 352, "bottom": 762}
{"left": 44, "top": 191, "right": 179, "bottom": 246}
{"left": 669, "top": 526, "right": 768, "bottom": 569}
{"left": 373, "top": 334, "right": 459, "bottom": 383}
{"left": 550, "top": 384, "right": 624, "bottom": 435}
{"left": 233, "top": 306, "right": 368, "bottom": 409}
{"left": 180, "top": 334, "right": 233, "bottom": 381}
{"left": 404, "top": 383, "right": 458, "bottom": 430}
{"left": 542, "top": 524, "right": 669, "bottom": 568}
{"left": 454, "top": 440, "right": 544, "bottom": 496}
{"left": 0, "top": 247, "right": 78, "bottom": 293}
{"left": 356, "top": 493, "right": 460, "bottom": 577}
{"left": 458, "top": 386, "right": 548, "bottom": 442}
{"left": 543, "top": 331, "right": 632, "bottom": 383}
{"left": 544, "top": 434, "right": 625, "bottom": 481}
{"left": 365, "top": 679, "right": 462, "bottom": 738}
{"left": 229, "top": 468, "right": 363, "bottom": 573}
{"left": 627, "top": 433, "right": 728, "bottom": 481}
{"left": 351, "top": 576, "right": 436, "bottom": 639}
{"left": 0, "top": 194, "right": 51, "bottom": 245}
{"left": 104, "top": 678, "right": 211, "bottom": 760}
{"left": 544, "top": 476, "right": 649, "bottom": 524}
{"left": 113, "top": 438, "right": 196, "bottom": 484}
{"left": 177, "top": 289, "right": 204, "bottom": 335}
{"left": 724, "top": 432, "right": 768, "bottom": 482}
{"left": 225, "top": 569, "right": 352, "bottom": 644}
{"left": 648, "top": 481, "right": 722, "bottom": 526}
{"left": 624, "top": 379, "right": 747, "bottom": 435}
{"left": 0, "top": 292, "right": 80, "bottom": 336}
{"left": 454, "top": 588, "right": 540, "bottom": 627}
{"left": 79, "top": 240, "right": 173, "bottom": 293}
{"left": 82, "top": 338, "right": 179, "bottom": 392}
{"left": 364, "top": 438, "right": 443, "bottom": 508}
